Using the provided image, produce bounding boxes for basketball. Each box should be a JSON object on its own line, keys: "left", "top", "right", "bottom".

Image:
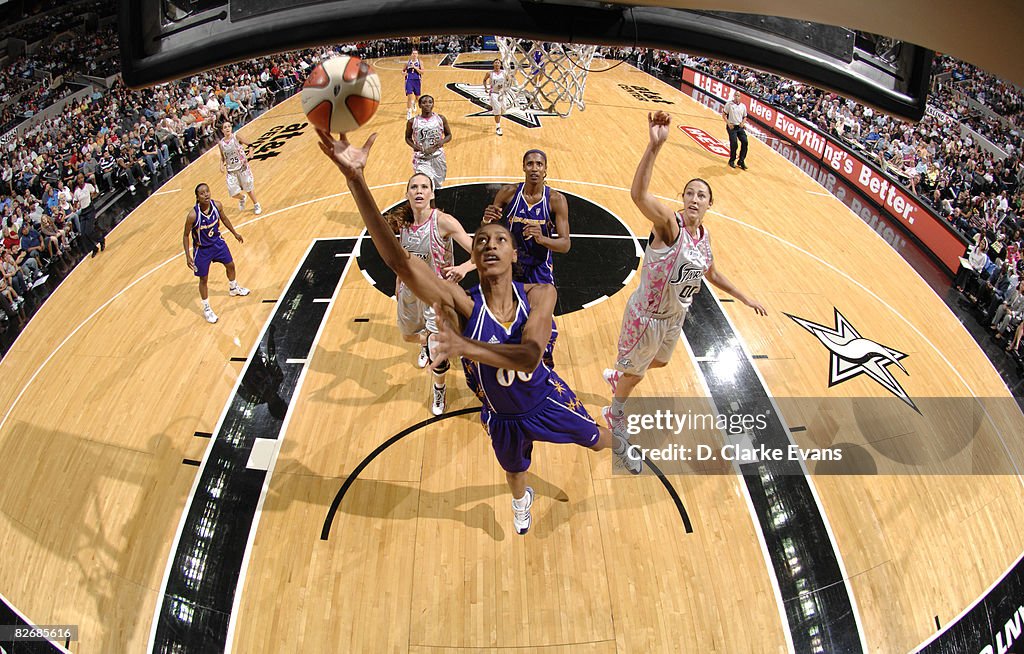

{"left": 301, "top": 55, "right": 381, "bottom": 133}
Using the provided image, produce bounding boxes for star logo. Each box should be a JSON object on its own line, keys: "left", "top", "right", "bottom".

{"left": 445, "top": 82, "right": 558, "bottom": 128}
{"left": 786, "top": 308, "right": 918, "bottom": 413}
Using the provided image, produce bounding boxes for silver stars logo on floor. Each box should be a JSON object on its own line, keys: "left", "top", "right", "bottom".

{"left": 787, "top": 308, "right": 918, "bottom": 413}
{"left": 445, "top": 82, "right": 558, "bottom": 128}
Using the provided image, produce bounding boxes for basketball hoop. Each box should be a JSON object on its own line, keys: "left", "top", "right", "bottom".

{"left": 494, "top": 38, "right": 597, "bottom": 116}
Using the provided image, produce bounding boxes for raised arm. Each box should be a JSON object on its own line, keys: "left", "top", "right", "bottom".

{"left": 316, "top": 129, "right": 473, "bottom": 318}
{"left": 433, "top": 283, "right": 555, "bottom": 372}
{"left": 632, "top": 111, "right": 679, "bottom": 245}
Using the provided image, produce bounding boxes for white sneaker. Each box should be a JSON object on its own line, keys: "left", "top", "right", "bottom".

{"left": 238, "top": 197, "right": 246, "bottom": 211}
{"left": 602, "top": 368, "right": 621, "bottom": 395}
{"left": 416, "top": 345, "right": 430, "bottom": 368}
{"left": 253, "top": 202, "right": 262, "bottom": 215}
{"left": 613, "top": 436, "right": 642, "bottom": 475}
{"left": 495, "top": 126, "right": 503, "bottom": 136}
{"left": 431, "top": 384, "right": 446, "bottom": 416}
{"left": 602, "top": 405, "right": 627, "bottom": 441}
{"left": 203, "top": 306, "right": 218, "bottom": 323}
{"left": 229, "top": 284, "right": 250, "bottom": 296}
{"left": 512, "top": 487, "right": 534, "bottom": 535}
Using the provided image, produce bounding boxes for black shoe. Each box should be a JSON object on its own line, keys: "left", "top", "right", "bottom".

{"left": 728, "top": 161, "right": 736, "bottom": 168}
{"left": 91, "top": 248, "right": 98, "bottom": 258}
{"left": 100, "top": 240, "right": 106, "bottom": 252}
{"left": 738, "top": 162, "right": 748, "bottom": 170}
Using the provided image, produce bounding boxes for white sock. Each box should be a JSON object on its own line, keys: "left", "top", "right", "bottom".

{"left": 201, "top": 299, "right": 211, "bottom": 309}
{"left": 611, "top": 398, "right": 626, "bottom": 417}
{"left": 229, "top": 280, "right": 238, "bottom": 289}
{"left": 512, "top": 492, "right": 529, "bottom": 508}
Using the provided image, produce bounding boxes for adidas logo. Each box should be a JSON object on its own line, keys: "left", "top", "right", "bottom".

{"left": 488, "top": 336, "right": 500, "bottom": 344}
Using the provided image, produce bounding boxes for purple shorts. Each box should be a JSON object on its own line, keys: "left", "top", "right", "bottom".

{"left": 193, "top": 239, "right": 233, "bottom": 277}
{"left": 482, "top": 373, "right": 599, "bottom": 473}
{"left": 516, "top": 261, "right": 554, "bottom": 285}
{"left": 405, "top": 77, "right": 421, "bottom": 97}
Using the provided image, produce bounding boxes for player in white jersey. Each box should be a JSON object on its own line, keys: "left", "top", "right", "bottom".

{"left": 405, "top": 95, "right": 452, "bottom": 190}
{"left": 602, "top": 111, "right": 767, "bottom": 436}
{"left": 392, "top": 172, "right": 476, "bottom": 415}
{"left": 217, "top": 121, "right": 262, "bottom": 215}
{"left": 483, "top": 59, "right": 511, "bottom": 136}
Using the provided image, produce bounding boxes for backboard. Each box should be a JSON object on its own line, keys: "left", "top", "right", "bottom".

{"left": 120, "top": 0, "right": 939, "bottom": 119}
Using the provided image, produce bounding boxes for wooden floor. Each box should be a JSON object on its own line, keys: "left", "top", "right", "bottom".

{"left": 1, "top": 55, "right": 1022, "bottom": 653}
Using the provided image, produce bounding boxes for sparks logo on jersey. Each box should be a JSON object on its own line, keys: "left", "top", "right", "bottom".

{"left": 446, "top": 82, "right": 557, "bottom": 128}
{"left": 679, "top": 126, "right": 730, "bottom": 158}
{"left": 787, "top": 308, "right": 918, "bottom": 413}
{"left": 670, "top": 265, "right": 704, "bottom": 285}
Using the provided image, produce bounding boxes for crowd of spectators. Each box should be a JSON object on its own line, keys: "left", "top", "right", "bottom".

{"left": 0, "top": 33, "right": 349, "bottom": 337}
{"left": 1, "top": 22, "right": 1023, "bottom": 374}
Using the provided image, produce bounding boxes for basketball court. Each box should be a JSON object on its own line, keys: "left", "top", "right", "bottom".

{"left": 0, "top": 49, "right": 1022, "bottom": 654}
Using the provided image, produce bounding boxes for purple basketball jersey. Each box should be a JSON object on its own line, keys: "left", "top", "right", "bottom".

{"left": 503, "top": 183, "right": 554, "bottom": 285}
{"left": 460, "top": 282, "right": 598, "bottom": 472}
{"left": 462, "top": 282, "right": 553, "bottom": 414}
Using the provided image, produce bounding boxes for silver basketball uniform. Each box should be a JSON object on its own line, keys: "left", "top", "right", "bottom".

{"left": 219, "top": 135, "right": 254, "bottom": 195}
{"left": 489, "top": 70, "right": 509, "bottom": 114}
{"left": 615, "top": 216, "right": 714, "bottom": 375}
{"left": 410, "top": 113, "right": 447, "bottom": 190}
{"left": 396, "top": 209, "right": 454, "bottom": 337}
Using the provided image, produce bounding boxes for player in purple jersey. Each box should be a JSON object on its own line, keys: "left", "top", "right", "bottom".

{"left": 182, "top": 183, "right": 250, "bottom": 324}
{"left": 403, "top": 50, "right": 424, "bottom": 120}
{"left": 602, "top": 111, "right": 766, "bottom": 439}
{"left": 317, "top": 128, "right": 640, "bottom": 536}
{"left": 483, "top": 149, "right": 567, "bottom": 367}
{"left": 483, "top": 149, "right": 570, "bottom": 285}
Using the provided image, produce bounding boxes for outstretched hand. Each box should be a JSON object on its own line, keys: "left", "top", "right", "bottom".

{"left": 746, "top": 298, "right": 768, "bottom": 316}
{"left": 648, "top": 110, "right": 671, "bottom": 146}
{"left": 316, "top": 129, "right": 378, "bottom": 180}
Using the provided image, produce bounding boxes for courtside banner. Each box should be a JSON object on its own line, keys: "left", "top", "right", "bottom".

{"left": 681, "top": 67, "right": 967, "bottom": 273}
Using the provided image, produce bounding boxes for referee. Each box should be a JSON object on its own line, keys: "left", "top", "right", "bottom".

{"left": 722, "top": 90, "right": 749, "bottom": 170}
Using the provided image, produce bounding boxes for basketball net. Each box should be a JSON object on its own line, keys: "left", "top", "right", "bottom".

{"left": 494, "top": 38, "right": 597, "bottom": 116}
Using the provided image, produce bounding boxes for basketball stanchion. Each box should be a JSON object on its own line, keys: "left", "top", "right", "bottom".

{"left": 494, "top": 38, "right": 597, "bottom": 116}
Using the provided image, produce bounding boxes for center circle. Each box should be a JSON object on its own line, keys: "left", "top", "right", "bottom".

{"left": 356, "top": 182, "right": 641, "bottom": 316}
